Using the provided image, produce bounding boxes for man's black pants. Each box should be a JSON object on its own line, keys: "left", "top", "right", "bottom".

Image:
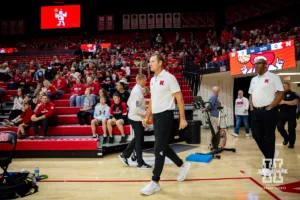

{"left": 122, "top": 119, "right": 145, "bottom": 166}
{"left": 152, "top": 110, "right": 183, "bottom": 182}
{"left": 251, "top": 108, "right": 278, "bottom": 169}
{"left": 277, "top": 111, "right": 296, "bottom": 145}
{"left": 32, "top": 117, "right": 58, "bottom": 136}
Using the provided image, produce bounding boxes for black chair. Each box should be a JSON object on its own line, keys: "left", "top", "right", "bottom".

{"left": 0, "top": 131, "right": 17, "bottom": 178}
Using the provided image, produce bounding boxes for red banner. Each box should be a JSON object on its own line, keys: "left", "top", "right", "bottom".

{"left": 80, "top": 44, "right": 96, "bottom": 52}
{"left": 147, "top": 14, "right": 155, "bottom": 29}
{"left": 206, "top": 12, "right": 215, "bottom": 28}
{"left": 189, "top": 13, "right": 198, "bottom": 28}
{"left": 155, "top": 13, "right": 163, "bottom": 29}
{"left": 98, "top": 16, "right": 105, "bottom": 31}
{"left": 105, "top": 15, "right": 114, "bottom": 30}
{"left": 198, "top": 12, "right": 206, "bottom": 27}
{"left": 131, "top": 14, "right": 138, "bottom": 30}
{"left": 40, "top": 5, "right": 81, "bottom": 29}
{"left": 225, "top": 8, "right": 234, "bottom": 25}
{"left": 139, "top": 14, "right": 147, "bottom": 29}
{"left": 122, "top": 15, "right": 130, "bottom": 30}
{"left": 173, "top": 13, "right": 181, "bottom": 28}
{"left": 181, "top": 13, "right": 189, "bottom": 28}
{"left": 164, "top": 13, "right": 172, "bottom": 28}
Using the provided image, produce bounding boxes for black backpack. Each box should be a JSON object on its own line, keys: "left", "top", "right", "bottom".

{"left": 0, "top": 172, "right": 38, "bottom": 199}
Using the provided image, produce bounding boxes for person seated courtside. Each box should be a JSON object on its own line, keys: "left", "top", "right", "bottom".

{"left": 77, "top": 88, "right": 95, "bottom": 125}
{"left": 107, "top": 93, "right": 128, "bottom": 144}
{"left": 91, "top": 97, "right": 110, "bottom": 139}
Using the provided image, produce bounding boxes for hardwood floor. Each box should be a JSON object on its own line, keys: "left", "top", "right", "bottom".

{"left": 5, "top": 127, "right": 300, "bottom": 200}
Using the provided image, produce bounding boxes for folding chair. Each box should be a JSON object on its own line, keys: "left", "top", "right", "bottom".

{"left": 0, "top": 131, "right": 17, "bottom": 178}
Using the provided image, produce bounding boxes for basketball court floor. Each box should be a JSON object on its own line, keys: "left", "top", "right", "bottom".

{"left": 7, "top": 126, "right": 300, "bottom": 200}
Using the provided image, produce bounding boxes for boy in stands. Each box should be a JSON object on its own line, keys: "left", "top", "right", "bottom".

{"left": 107, "top": 93, "right": 128, "bottom": 144}
{"left": 77, "top": 88, "right": 95, "bottom": 125}
{"left": 14, "top": 101, "right": 34, "bottom": 139}
{"left": 30, "top": 95, "right": 58, "bottom": 139}
{"left": 91, "top": 97, "right": 110, "bottom": 139}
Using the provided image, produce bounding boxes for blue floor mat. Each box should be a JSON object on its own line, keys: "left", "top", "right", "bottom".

{"left": 143, "top": 143, "right": 198, "bottom": 154}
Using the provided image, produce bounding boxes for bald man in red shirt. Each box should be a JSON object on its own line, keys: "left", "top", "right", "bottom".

{"left": 30, "top": 95, "right": 58, "bottom": 139}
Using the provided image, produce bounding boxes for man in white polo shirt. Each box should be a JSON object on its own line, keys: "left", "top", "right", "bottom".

{"left": 140, "top": 52, "right": 191, "bottom": 196}
{"left": 248, "top": 56, "right": 284, "bottom": 177}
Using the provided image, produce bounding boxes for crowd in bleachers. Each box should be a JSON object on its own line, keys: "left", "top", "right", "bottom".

{"left": 0, "top": 16, "right": 299, "bottom": 143}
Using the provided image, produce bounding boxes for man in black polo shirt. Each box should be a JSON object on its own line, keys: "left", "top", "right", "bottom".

{"left": 277, "top": 82, "right": 299, "bottom": 148}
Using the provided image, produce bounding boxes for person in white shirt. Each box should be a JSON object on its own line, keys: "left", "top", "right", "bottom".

{"left": 248, "top": 56, "right": 284, "bottom": 177}
{"left": 119, "top": 74, "right": 152, "bottom": 170}
{"left": 90, "top": 97, "right": 110, "bottom": 138}
{"left": 140, "top": 52, "right": 190, "bottom": 196}
{"left": 232, "top": 90, "right": 250, "bottom": 137}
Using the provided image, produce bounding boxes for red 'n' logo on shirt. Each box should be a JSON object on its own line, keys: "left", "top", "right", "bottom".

{"left": 160, "top": 80, "right": 164, "bottom": 85}
{"left": 265, "top": 79, "right": 269, "bottom": 83}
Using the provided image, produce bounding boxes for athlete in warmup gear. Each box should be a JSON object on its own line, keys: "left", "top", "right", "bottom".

{"left": 248, "top": 56, "right": 284, "bottom": 177}
{"left": 119, "top": 74, "right": 152, "bottom": 170}
{"left": 140, "top": 52, "right": 191, "bottom": 196}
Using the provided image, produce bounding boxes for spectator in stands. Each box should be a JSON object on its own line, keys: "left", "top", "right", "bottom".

{"left": 0, "top": 63, "right": 12, "bottom": 81}
{"left": 28, "top": 61, "right": 36, "bottom": 76}
{"left": 176, "top": 32, "right": 180, "bottom": 48}
{"left": 121, "top": 61, "right": 131, "bottom": 82}
{"left": 114, "top": 63, "right": 127, "bottom": 81}
{"left": 116, "top": 81, "right": 130, "bottom": 103}
{"left": 30, "top": 94, "right": 58, "bottom": 139}
{"left": 34, "top": 64, "right": 45, "bottom": 83}
{"left": 81, "top": 77, "right": 98, "bottom": 105}
{"left": 14, "top": 101, "right": 34, "bottom": 139}
{"left": 43, "top": 79, "right": 57, "bottom": 101}
{"left": 91, "top": 97, "right": 110, "bottom": 139}
{"left": 52, "top": 72, "right": 67, "bottom": 97}
{"left": 70, "top": 78, "right": 85, "bottom": 107}
{"left": 139, "top": 58, "right": 150, "bottom": 78}
{"left": 107, "top": 93, "right": 128, "bottom": 144}
{"left": 233, "top": 27, "right": 239, "bottom": 39}
{"left": 7, "top": 69, "right": 22, "bottom": 90}
{"left": 45, "top": 65, "right": 54, "bottom": 80}
{"left": 0, "top": 86, "right": 6, "bottom": 115}
{"left": 33, "top": 91, "right": 47, "bottom": 111}
{"left": 156, "top": 34, "right": 162, "bottom": 45}
{"left": 221, "top": 27, "right": 232, "bottom": 49}
{"left": 20, "top": 71, "right": 33, "bottom": 94}
{"left": 101, "top": 71, "right": 113, "bottom": 91}
{"left": 77, "top": 88, "right": 94, "bottom": 125}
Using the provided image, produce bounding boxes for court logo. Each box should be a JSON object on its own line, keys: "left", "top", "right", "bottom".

{"left": 258, "top": 158, "right": 288, "bottom": 184}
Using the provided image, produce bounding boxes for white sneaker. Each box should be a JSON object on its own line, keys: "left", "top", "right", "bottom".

{"left": 261, "top": 168, "right": 272, "bottom": 177}
{"left": 231, "top": 133, "right": 238, "bottom": 137}
{"left": 140, "top": 181, "right": 162, "bottom": 195}
{"left": 274, "top": 149, "right": 279, "bottom": 158}
{"left": 246, "top": 134, "right": 250, "bottom": 137}
{"left": 177, "top": 162, "right": 191, "bottom": 182}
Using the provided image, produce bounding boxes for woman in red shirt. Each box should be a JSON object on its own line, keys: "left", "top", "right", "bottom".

{"left": 70, "top": 79, "right": 85, "bottom": 107}
{"left": 43, "top": 79, "right": 57, "bottom": 101}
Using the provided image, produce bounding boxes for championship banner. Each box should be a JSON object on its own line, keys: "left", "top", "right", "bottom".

{"left": 181, "top": 13, "right": 189, "bottom": 28}
{"left": 105, "top": 15, "right": 114, "bottom": 30}
{"left": 197, "top": 12, "right": 206, "bottom": 28}
{"left": 98, "top": 16, "right": 105, "bottom": 31}
{"left": 189, "top": 13, "right": 198, "bottom": 28}
{"left": 173, "top": 13, "right": 181, "bottom": 28}
{"left": 131, "top": 14, "right": 138, "bottom": 30}
{"left": 206, "top": 12, "right": 215, "bottom": 28}
{"left": 139, "top": 14, "right": 147, "bottom": 29}
{"left": 155, "top": 13, "right": 163, "bottom": 28}
{"left": 147, "top": 14, "right": 155, "bottom": 29}
{"left": 164, "top": 13, "right": 172, "bottom": 28}
{"left": 122, "top": 14, "right": 130, "bottom": 30}
{"left": 233, "top": 6, "right": 243, "bottom": 23}
{"left": 1, "top": 20, "right": 8, "bottom": 35}
{"left": 18, "top": 20, "right": 24, "bottom": 34}
{"left": 229, "top": 40, "right": 296, "bottom": 75}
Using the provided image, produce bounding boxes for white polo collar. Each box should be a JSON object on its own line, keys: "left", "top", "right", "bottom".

{"left": 154, "top": 69, "right": 166, "bottom": 78}
{"left": 135, "top": 84, "right": 143, "bottom": 92}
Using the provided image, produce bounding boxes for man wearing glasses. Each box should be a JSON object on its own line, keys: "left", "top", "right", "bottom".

{"left": 248, "top": 56, "right": 284, "bottom": 177}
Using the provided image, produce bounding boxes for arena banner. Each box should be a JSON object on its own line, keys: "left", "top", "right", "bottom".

{"left": 98, "top": 16, "right": 105, "bottom": 31}
{"left": 0, "top": 48, "right": 17, "bottom": 53}
{"left": 131, "top": 14, "right": 138, "bottom": 30}
{"left": 233, "top": 5, "right": 243, "bottom": 23}
{"left": 164, "top": 13, "right": 172, "bottom": 28}
{"left": 105, "top": 15, "right": 114, "bottom": 31}
{"left": 18, "top": 20, "right": 24, "bottom": 34}
{"left": 206, "top": 12, "right": 215, "bottom": 28}
{"left": 242, "top": 6, "right": 251, "bottom": 21}
{"left": 172, "top": 13, "right": 181, "bottom": 28}
{"left": 189, "top": 13, "right": 198, "bottom": 28}
{"left": 229, "top": 40, "right": 296, "bottom": 76}
{"left": 147, "top": 14, "right": 155, "bottom": 29}
{"left": 40, "top": 5, "right": 81, "bottom": 29}
{"left": 122, "top": 14, "right": 130, "bottom": 30}
{"left": 197, "top": 12, "right": 206, "bottom": 28}
{"left": 139, "top": 14, "right": 147, "bottom": 29}
{"left": 181, "top": 13, "right": 189, "bottom": 28}
{"left": 155, "top": 13, "right": 163, "bottom": 29}
{"left": 225, "top": 8, "right": 234, "bottom": 25}
{"left": 80, "top": 44, "right": 96, "bottom": 52}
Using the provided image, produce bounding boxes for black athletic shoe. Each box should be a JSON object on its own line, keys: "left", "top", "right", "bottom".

{"left": 137, "top": 164, "right": 152, "bottom": 170}
{"left": 118, "top": 153, "right": 129, "bottom": 166}
{"left": 109, "top": 136, "right": 114, "bottom": 144}
{"left": 288, "top": 144, "right": 294, "bottom": 149}
{"left": 103, "top": 137, "right": 107, "bottom": 144}
{"left": 283, "top": 139, "right": 288, "bottom": 145}
{"left": 119, "top": 136, "right": 127, "bottom": 143}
